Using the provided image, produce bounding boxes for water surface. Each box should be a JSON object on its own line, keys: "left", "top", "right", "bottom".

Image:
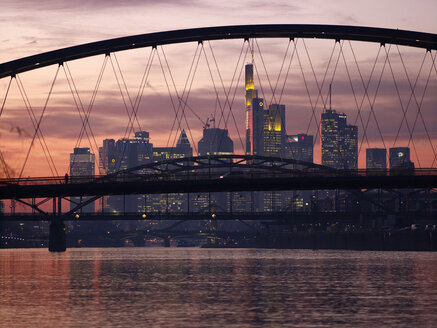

{"left": 1, "top": 248, "right": 436, "bottom": 327}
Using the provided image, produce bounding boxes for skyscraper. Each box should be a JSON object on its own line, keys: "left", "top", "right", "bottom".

{"left": 70, "top": 147, "right": 95, "bottom": 212}
{"left": 198, "top": 127, "right": 233, "bottom": 156}
{"left": 149, "top": 130, "right": 193, "bottom": 213}
{"left": 196, "top": 127, "right": 234, "bottom": 213}
{"left": 321, "top": 109, "right": 358, "bottom": 169}
{"left": 389, "top": 147, "right": 414, "bottom": 169}
{"left": 366, "top": 148, "right": 387, "bottom": 169}
{"left": 264, "top": 104, "right": 286, "bottom": 157}
{"left": 106, "top": 131, "right": 153, "bottom": 214}
{"left": 287, "top": 134, "right": 314, "bottom": 163}
{"left": 245, "top": 63, "right": 265, "bottom": 156}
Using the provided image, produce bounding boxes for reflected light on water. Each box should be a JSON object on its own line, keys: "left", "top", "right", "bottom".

{"left": 1, "top": 248, "right": 437, "bottom": 327}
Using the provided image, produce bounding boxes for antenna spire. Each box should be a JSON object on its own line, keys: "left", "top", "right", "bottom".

{"left": 329, "top": 83, "right": 332, "bottom": 110}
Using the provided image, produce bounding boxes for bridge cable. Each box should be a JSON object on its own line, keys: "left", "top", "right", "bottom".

{"left": 160, "top": 44, "right": 194, "bottom": 151}
{"left": 16, "top": 70, "right": 60, "bottom": 178}
{"left": 0, "top": 77, "right": 13, "bottom": 178}
{"left": 200, "top": 43, "right": 228, "bottom": 157}
{"left": 396, "top": 46, "right": 436, "bottom": 167}
{"left": 66, "top": 59, "right": 104, "bottom": 154}
{"left": 349, "top": 43, "right": 387, "bottom": 156}
{"left": 206, "top": 40, "right": 247, "bottom": 154}
{"left": 253, "top": 39, "right": 292, "bottom": 161}
{"left": 157, "top": 45, "right": 199, "bottom": 155}
{"left": 112, "top": 49, "right": 155, "bottom": 172}
{"left": 219, "top": 40, "right": 250, "bottom": 153}
{"left": 301, "top": 40, "right": 340, "bottom": 150}
{"left": 339, "top": 41, "right": 370, "bottom": 148}
{"left": 111, "top": 54, "right": 142, "bottom": 134}
{"left": 160, "top": 45, "right": 201, "bottom": 155}
{"left": 64, "top": 57, "right": 107, "bottom": 174}
{"left": 0, "top": 77, "right": 12, "bottom": 119}
{"left": 15, "top": 76, "right": 57, "bottom": 177}
{"left": 156, "top": 48, "right": 184, "bottom": 150}
{"left": 62, "top": 62, "right": 101, "bottom": 164}
{"left": 126, "top": 48, "right": 156, "bottom": 139}
{"left": 384, "top": 46, "right": 421, "bottom": 167}
{"left": 114, "top": 52, "right": 145, "bottom": 137}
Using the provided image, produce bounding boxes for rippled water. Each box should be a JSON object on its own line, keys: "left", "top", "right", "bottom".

{"left": 1, "top": 248, "right": 436, "bottom": 327}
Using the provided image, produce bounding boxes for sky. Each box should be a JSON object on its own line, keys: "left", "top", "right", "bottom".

{"left": 0, "top": 0, "right": 436, "bottom": 177}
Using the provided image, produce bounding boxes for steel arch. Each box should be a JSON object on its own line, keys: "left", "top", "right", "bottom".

{"left": 0, "top": 24, "right": 436, "bottom": 79}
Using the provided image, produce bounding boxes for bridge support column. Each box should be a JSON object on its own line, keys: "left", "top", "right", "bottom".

{"left": 49, "top": 217, "right": 66, "bottom": 252}
{"left": 164, "top": 236, "right": 171, "bottom": 247}
{"left": 49, "top": 197, "right": 66, "bottom": 252}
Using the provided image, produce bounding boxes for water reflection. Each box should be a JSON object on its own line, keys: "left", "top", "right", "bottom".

{"left": 1, "top": 248, "right": 436, "bottom": 327}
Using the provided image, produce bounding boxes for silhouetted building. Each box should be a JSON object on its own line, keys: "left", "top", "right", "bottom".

{"left": 287, "top": 134, "right": 314, "bottom": 163}
{"left": 198, "top": 127, "right": 233, "bottom": 156}
{"left": 321, "top": 109, "right": 358, "bottom": 169}
{"left": 366, "top": 148, "right": 387, "bottom": 169}
{"left": 70, "top": 147, "right": 95, "bottom": 213}
{"left": 196, "top": 127, "right": 234, "bottom": 213}
{"left": 389, "top": 147, "right": 414, "bottom": 169}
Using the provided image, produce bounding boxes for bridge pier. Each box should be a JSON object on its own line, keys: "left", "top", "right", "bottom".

{"left": 49, "top": 217, "right": 66, "bottom": 252}
{"left": 49, "top": 197, "right": 66, "bottom": 252}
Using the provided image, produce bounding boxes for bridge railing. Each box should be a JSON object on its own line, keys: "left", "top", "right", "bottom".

{"left": 1, "top": 168, "right": 436, "bottom": 187}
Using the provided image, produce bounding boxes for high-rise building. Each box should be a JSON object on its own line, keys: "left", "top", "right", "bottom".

{"left": 99, "top": 139, "right": 116, "bottom": 175}
{"left": 264, "top": 104, "right": 286, "bottom": 157}
{"left": 70, "top": 147, "right": 95, "bottom": 212}
{"left": 198, "top": 127, "right": 233, "bottom": 156}
{"left": 245, "top": 64, "right": 265, "bottom": 156}
{"left": 287, "top": 134, "right": 314, "bottom": 163}
{"left": 148, "top": 130, "right": 193, "bottom": 213}
{"left": 366, "top": 148, "right": 387, "bottom": 169}
{"left": 389, "top": 147, "right": 414, "bottom": 169}
{"left": 196, "top": 127, "right": 234, "bottom": 213}
{"left": 321, "top": 109, "right": 358, "bottom": 169}
{"left": 106, "top": 132, "right": 153, "bottom": 213}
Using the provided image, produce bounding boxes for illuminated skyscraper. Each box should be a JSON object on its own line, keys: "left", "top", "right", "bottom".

{"left": 264, "top": 104, "right": 285, "bottom": 157}
{"left": 321, "top": 109, "right": 358, "bottom": 169}
{"left": 366, "top": 148, "right": 387, "bottom": 169}
{"left": 245, "top": 64, "right": 265, "bottom": 156}
{"left": 70, "top": 147, "right": 95, "bottom": 212}
{"left": 389, "top": 147, "right": 414, "bottom": 169}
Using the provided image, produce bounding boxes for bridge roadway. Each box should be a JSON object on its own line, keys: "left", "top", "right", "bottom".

{"left": 0, "top": 168, "right": 436, "bottom": 200}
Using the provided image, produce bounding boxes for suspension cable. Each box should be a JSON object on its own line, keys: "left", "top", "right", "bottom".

{"left": 17, "top": 71, "right": 59, "bottom": 178}
{"left": 62, "top": 63, "right": 99, "bottom": 159}
{"left": 0, "top": 77, "right": 12, "bottom": 119}
{"left": 384, "top": 46, "right": 421, "bottom": 167}
{"left": 339, "top": 41, "right": 370, "bottom": 147}
{"left": 207, "top": 40, "right": 246, "bottom": 154}
{"left": 160, "top": 45, "right": 201, "bottom": 155}
{"left": 15, "top": 76, "right": 56, "bottom": 177}
{"left": 396, "top": 46, "right": 436, "bottom": 167}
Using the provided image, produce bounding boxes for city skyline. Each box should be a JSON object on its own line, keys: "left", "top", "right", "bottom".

{"left": 0, "top": 1, "right": 436, "bottom": 177}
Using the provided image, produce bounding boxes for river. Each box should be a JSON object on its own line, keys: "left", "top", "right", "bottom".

{"left": 1, "top": 248, "right": 436, "bottom": 327}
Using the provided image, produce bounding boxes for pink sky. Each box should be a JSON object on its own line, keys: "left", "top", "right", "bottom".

{"left": 0, "top": 0, "right": 436, "bottom": 177}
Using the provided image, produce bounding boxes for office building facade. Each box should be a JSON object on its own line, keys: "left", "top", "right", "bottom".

{"left": 321, "top": 109, "right": 358, "bottom": 169}
{"left": 366, "top": 148, "right": 387, "bottom": 169}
